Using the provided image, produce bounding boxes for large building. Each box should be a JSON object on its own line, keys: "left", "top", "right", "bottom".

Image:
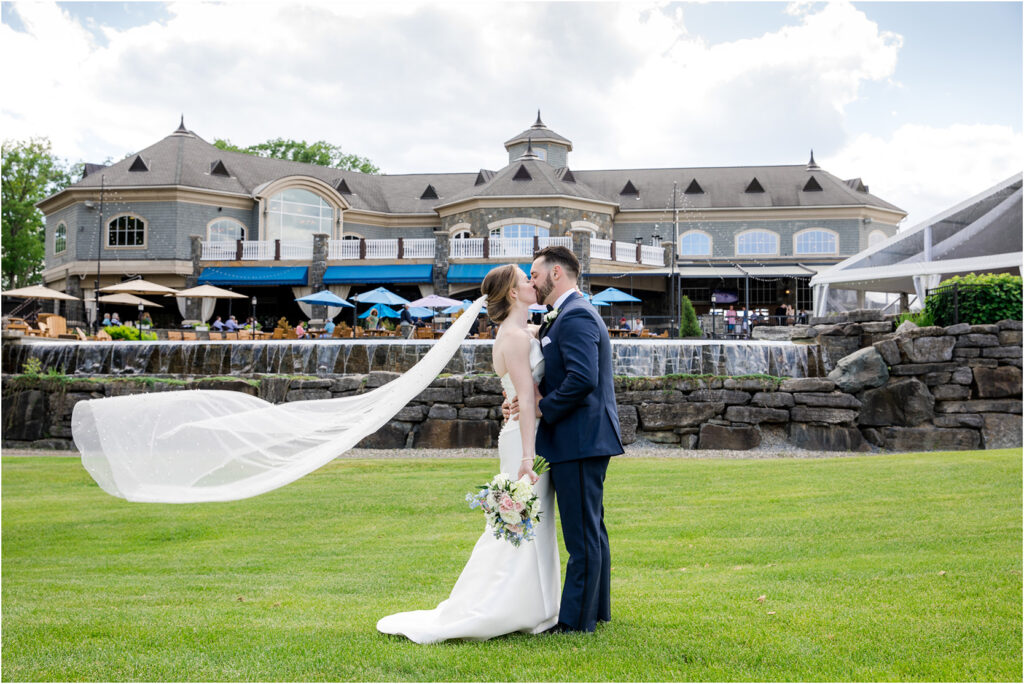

{"left": 39, "top": 114, "right": 905, "bottom": 327}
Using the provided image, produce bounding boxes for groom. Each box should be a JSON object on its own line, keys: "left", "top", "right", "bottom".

{"left": 513, "top": 245, "right": 624, "bottom": 633}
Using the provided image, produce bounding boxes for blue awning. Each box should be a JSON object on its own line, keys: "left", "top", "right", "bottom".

{"left": 198, "top": 266, "right": 308, "bottom": 286}
{"left": 324, "top": 264, "right": 433, "bottom": 284}
{"left": 446, "top": 263, "right": 530, "bottom": 284}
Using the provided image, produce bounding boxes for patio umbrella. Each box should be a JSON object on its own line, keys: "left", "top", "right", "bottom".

{"left": 442, "top": 299, "right": 487, "bottom": 314}
{"left": 295, "top": 290, "right": 355, "bottom": 308}
{"left": 408, "top": 294, "right": 463, "bottom": 308}
{"left": 358, "top": 304, "right": 400, "bottom": 319}
{"left": 174, "top": 284, "right": 249, "bottom": 300}
{"left": 1, "top": 284, "right": 80, "bottom": 301}
{"left": 592, "top": 287, "right": 642, "bottom": 329}
{"left": 98, "top": 293, "right": 164, "bottom": 308}
{"left": 352, "top": 287, "right": 411, "bottom": 307}
{"left": 408, "top": 306, "right": 435, "bottom": 318}
{"left": 99, "top": 279, "right": 179, "bottom": 296}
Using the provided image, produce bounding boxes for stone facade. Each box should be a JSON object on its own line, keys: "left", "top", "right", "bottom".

{"left": 440, "top": 206, "right": 614, "bottom": 240}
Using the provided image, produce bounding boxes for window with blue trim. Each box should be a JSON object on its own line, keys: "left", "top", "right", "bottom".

{"left": 736, "top": 230, "right": 778, "bottom": 256}
{"left": 678, "top": 231, "right": 711, "bottom": 256}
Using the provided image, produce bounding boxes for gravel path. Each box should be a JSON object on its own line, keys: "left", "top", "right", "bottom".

{"left": 2, "top": 442, "right": 875, "bottom": 460}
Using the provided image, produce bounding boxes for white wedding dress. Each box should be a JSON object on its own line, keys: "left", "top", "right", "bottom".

{"left": 376, "top": 338, "right": 561, "bottom": 643}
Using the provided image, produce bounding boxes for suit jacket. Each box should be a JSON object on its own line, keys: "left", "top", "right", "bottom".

{"left": 536, "top": 292, "right": 624, "bottom": 463}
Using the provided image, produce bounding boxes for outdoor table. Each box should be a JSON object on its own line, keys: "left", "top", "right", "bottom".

{"left": 608, "top": 328, "right": 631, "bottom": 338}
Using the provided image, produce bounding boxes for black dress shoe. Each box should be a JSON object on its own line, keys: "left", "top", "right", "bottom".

{"left": 541, "top": 622, "right": 576, "bottom": 635}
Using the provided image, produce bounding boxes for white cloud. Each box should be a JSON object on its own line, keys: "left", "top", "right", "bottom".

{"left": 2, "top": 0, "right": 1018, "bottom": 230}
{"left": 823, "top": 123, "right": 1023, "bottom": 228}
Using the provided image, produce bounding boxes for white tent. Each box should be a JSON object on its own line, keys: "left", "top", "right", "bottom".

{"left": 810, "top": 173, "right": 1023, "bottom": 316}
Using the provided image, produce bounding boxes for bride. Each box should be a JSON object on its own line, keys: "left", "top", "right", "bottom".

{"left": 376, "top": 264, "right": 561, "bottom": 643}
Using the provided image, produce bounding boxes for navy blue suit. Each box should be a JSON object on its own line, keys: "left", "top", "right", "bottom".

{"left": 536, "top": 291, "right": 623, "bottom": 631}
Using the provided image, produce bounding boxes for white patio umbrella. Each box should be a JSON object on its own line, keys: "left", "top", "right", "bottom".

{"left": 1, "top": 284, "right": 81, "bottom": 301}
{"left": 99, "top": 279, "right": 180, "bottom": 296}
{"left": 98, "top": 293, "right": 164, "bottom": 308}
{"left": 173, "top": 284, "right": 249, "bottom": 324}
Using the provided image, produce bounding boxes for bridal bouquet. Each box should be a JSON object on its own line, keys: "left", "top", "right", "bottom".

{"left": 466, "top": 456, "right": 549, "bottom": 547}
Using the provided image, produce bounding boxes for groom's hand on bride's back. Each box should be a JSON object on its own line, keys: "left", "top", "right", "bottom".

{"left": 501, "top": 385, "right": 543, "bottom": 423}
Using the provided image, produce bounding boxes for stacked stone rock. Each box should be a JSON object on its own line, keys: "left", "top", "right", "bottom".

{"left": 856, "top": 319, "right": 1023, "bottom": 450}
{"left": 3, "top": 317, "right": 1020, "bottom": 452}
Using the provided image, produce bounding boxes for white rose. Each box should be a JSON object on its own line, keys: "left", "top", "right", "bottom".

{"left": 492, "top": 474, "right": 510, "bottom": 488}
{"left": 512, "top": 480, "right": 533, "bottom": 499}
{"left": 499, "top": 507, "right": 521, "bottom": 525}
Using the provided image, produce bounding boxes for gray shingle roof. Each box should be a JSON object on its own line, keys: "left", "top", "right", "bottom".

{"left": 64, "top": 125, "right": 904, "bottom": 217}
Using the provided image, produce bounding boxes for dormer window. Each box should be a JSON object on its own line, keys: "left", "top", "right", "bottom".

{"left": 54, "top": 222, "right": 67, "bottom": 254}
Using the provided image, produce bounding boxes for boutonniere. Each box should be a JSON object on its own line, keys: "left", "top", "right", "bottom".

{"left": 543, "top": 308, "right": 560, "bottom": 324}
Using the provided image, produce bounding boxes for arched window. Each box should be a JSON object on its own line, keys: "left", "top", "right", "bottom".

{"left": 493, "top": 223, "right": 549, "bottom": 238}
{"left": 868, "top": 230, "right": 887, "bottom": 247}
{"left": 794, "top": 229, "right": 838, "bottom": 255}
{"left": 54, "top": 222, "right": 67, "bottom": 254}
{"left": 452, "top": 230, "right": 471, "bottom": 240}
{"left": 736, "top": 230, "right": 778, "bottom": 256}
{"left": 266, "top": 188, "right": 333, "bottom": 240}
{"left": 107, "top": 215, "right": 146, "bottom": 247}
{"left": 207, "top": 218, "right": 246, "bottom": 242}
{"left": 342, "top": 234, "right": 361, "bottom": 240}
{"left": 678, "top": 230, "right": 711, "bottom": 256}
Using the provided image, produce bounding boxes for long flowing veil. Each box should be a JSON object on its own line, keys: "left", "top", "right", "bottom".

{"left": 72, "top": 297, "right": 487, "bottom": 503}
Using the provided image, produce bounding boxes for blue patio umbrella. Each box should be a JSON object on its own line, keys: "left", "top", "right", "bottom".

{"left": 408, "top": 306, "right": 435, "bottom": 318}
{"left": 442, "top": 299, "right": 487, "bottom": 314}
{"left": 295, "top": 290, "right": 354, "bottom": 308}
{"left": 352, "top": 287, "right": 411, "bottom": 307}
{"left": 358, "top": 304, "right": 400, "bottom": 319}
{"left": 592, "top": 287, "right": 642, "bottom": 330}
{"left": 580, "top": 293, "right": 609, "bottom": 307}
{"left": 591, "top": 287, "right": 642, "bottom": 304}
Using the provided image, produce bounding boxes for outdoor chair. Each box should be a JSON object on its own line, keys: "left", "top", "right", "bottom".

{"left": 476, "top": 330, "right": 490, "bottom": 339}
{"left": 285, "top": 329, "right": 298, "bottom": 340}
{"left": 208, "top": 331, "right": 223, "bottom": 340}
{"left": 167, "top": 331, "right": 183, "bottom": 340}
{"left": 225, "top": 332, "right": 239, "bottom": 340}
{"left": 95, "top": 329, "right": 112, "bottom": 341}
{"left": 75, "top": 327, "right": 90, "bottom": 341}
{"left": 354, "top": 326, "right": 365, "bottom": 338}
{"left": 415, "top": 328, "right": 433, "bottom": 339}
{"left": 272, "top": 328, "right": 284, "bottom": 339}
{"left": 182, "top": 332, "right": 198, "bottom": 341}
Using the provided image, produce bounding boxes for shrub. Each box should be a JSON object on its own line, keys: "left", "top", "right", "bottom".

{"left": 679, "top": 295, "right": 702, "bottom": 337}
{"left": 924, "top": 273, "right": 1022, "bottom": 326}
{"left": 106, "top": 325, "right": 141, "bottom": 341}
{"left": 895, "top": 310, "right": 935, "bottom": 327}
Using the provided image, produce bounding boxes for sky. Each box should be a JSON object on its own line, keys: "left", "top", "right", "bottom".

{"left": 1, "top": 0, "right": 1021, "bottom": 229}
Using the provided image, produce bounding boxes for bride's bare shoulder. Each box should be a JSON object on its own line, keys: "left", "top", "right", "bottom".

{"left": 493, "top": 326, "right": 532, "bottom": 373}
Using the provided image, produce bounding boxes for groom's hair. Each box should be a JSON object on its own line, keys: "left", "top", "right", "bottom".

{"left": 535, "top": 245, "right": 579, "bottom": 281}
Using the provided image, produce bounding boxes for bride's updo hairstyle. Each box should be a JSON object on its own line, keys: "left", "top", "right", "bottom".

{"left": 481, "top": 264, "right": 520, "bottom": 324}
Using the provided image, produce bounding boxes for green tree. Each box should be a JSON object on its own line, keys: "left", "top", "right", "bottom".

{"left": 679, "top": 295, "right": 703, "bottom": 338}
{"left": 213, "top": 137, "right": 380, "bottom": 174}
{"left": 2, "top": 138, "right": 72, "bottom": 289}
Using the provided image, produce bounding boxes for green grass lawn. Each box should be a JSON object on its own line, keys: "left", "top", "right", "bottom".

{"left": 2, "top": 450, "right": 1021, "bottom": 682}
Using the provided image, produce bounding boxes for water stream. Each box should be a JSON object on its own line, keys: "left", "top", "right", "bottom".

{"left": 3, "top": 338, "right": 822, "bottom": 378}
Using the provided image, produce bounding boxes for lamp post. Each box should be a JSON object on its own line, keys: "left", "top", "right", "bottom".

{"left": 251, "top": 295, "right": 257, "bottom": 340}
{"left": 671, "top": 181, "right": 679, "bottom": 337}
{"left": 138, "top": 302, "right": 144, "bottom": 330}
{"left": 92, "top": 175, "right": 105, "bottom": 334}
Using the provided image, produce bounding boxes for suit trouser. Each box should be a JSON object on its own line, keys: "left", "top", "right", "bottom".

{"left": 550, "top": 456, "right": 611, "bottom": 631}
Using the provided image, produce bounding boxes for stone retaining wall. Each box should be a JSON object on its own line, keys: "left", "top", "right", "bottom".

{"left": 3, "top": 317, "right": 1020, "bottom": 453}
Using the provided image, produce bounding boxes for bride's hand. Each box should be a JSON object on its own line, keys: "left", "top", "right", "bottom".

{"left": 518, "top": 458, "right": 539, "bottom": 484}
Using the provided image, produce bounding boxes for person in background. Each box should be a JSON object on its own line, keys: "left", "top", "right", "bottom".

{"left": 110, "top": 312, "right": 121, "bottom": 326}
{"left": 139, "top": 311, "right": 154, "bottom": 327}
{"left": 773, "top": 303, "right": 787, "bottom": 325}
{"left": 618, "top": 317, "right": 630, "bottom": 331}
{"left": 400, "top": 304, "right": 414, "bottom": 338}
{"left": 295, "top": 321, "right": 306, "bottom": 339}
{"left": 324, "top": 318, "right": 336, "bottom": 335}
{"left": 784, "top": 304, "right": 795, "bottom": 325}
{"left": 797, "top": 308, "right": 809, "bottom": 325}
{"left": 631, "top": 316, "right": 643, "bottom": 336}
{"left": 101, "top": 312, "right": 112, "bottom": 327}
{"left": 726, "top": 305, "right": 737, "bottom": 334}
{"left": 211, "top": 316, "right": 225, "bottom": 331}
{"left": 469, "top": 314, "right": 480, "bottom": 336}
{"left": 225, "top": 315, "right": 240, "bottom": 332}
{"left": 365, "top": 308, "right": 380, "bottom": 330}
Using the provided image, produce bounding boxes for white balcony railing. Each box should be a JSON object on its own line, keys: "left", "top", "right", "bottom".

{"left": 242, "top": 241, "right": 275, "bottom": 260}
{"left": 588, "top": 238, "right": 666, "bottom": 266}
{"left": 590, "top": 238, "right": 612, "bottom": 261}
{"left": 279, "top": 240, "right": 313, "bottom": 260}
{"left": 327, "top": 238, "right": 436, "bottom": 260}
{"left": 449, "top": 236, "right": 572, "bottom": 259}
{"left": 201, "top": 241, "right": 236, "bottom": 261}
{"left": 641, "top": 244, "right": 666, "bottom": 266}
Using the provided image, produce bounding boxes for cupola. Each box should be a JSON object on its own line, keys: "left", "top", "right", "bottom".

{"left": 504, "top": 110, "right": 572, "bottom": 167}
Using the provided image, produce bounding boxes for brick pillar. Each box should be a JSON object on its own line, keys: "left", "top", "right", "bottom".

{"left": 433, "top": 230, "right": 450, "bottom": 296}
{"left": 186, "top": 235, "right": 203, "bottom": 320}
{"left": 310, "top": 233, "right": 329, "bottom": 320}
{"left": 572, "top": 232, "right": 591, "bottom": 293}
